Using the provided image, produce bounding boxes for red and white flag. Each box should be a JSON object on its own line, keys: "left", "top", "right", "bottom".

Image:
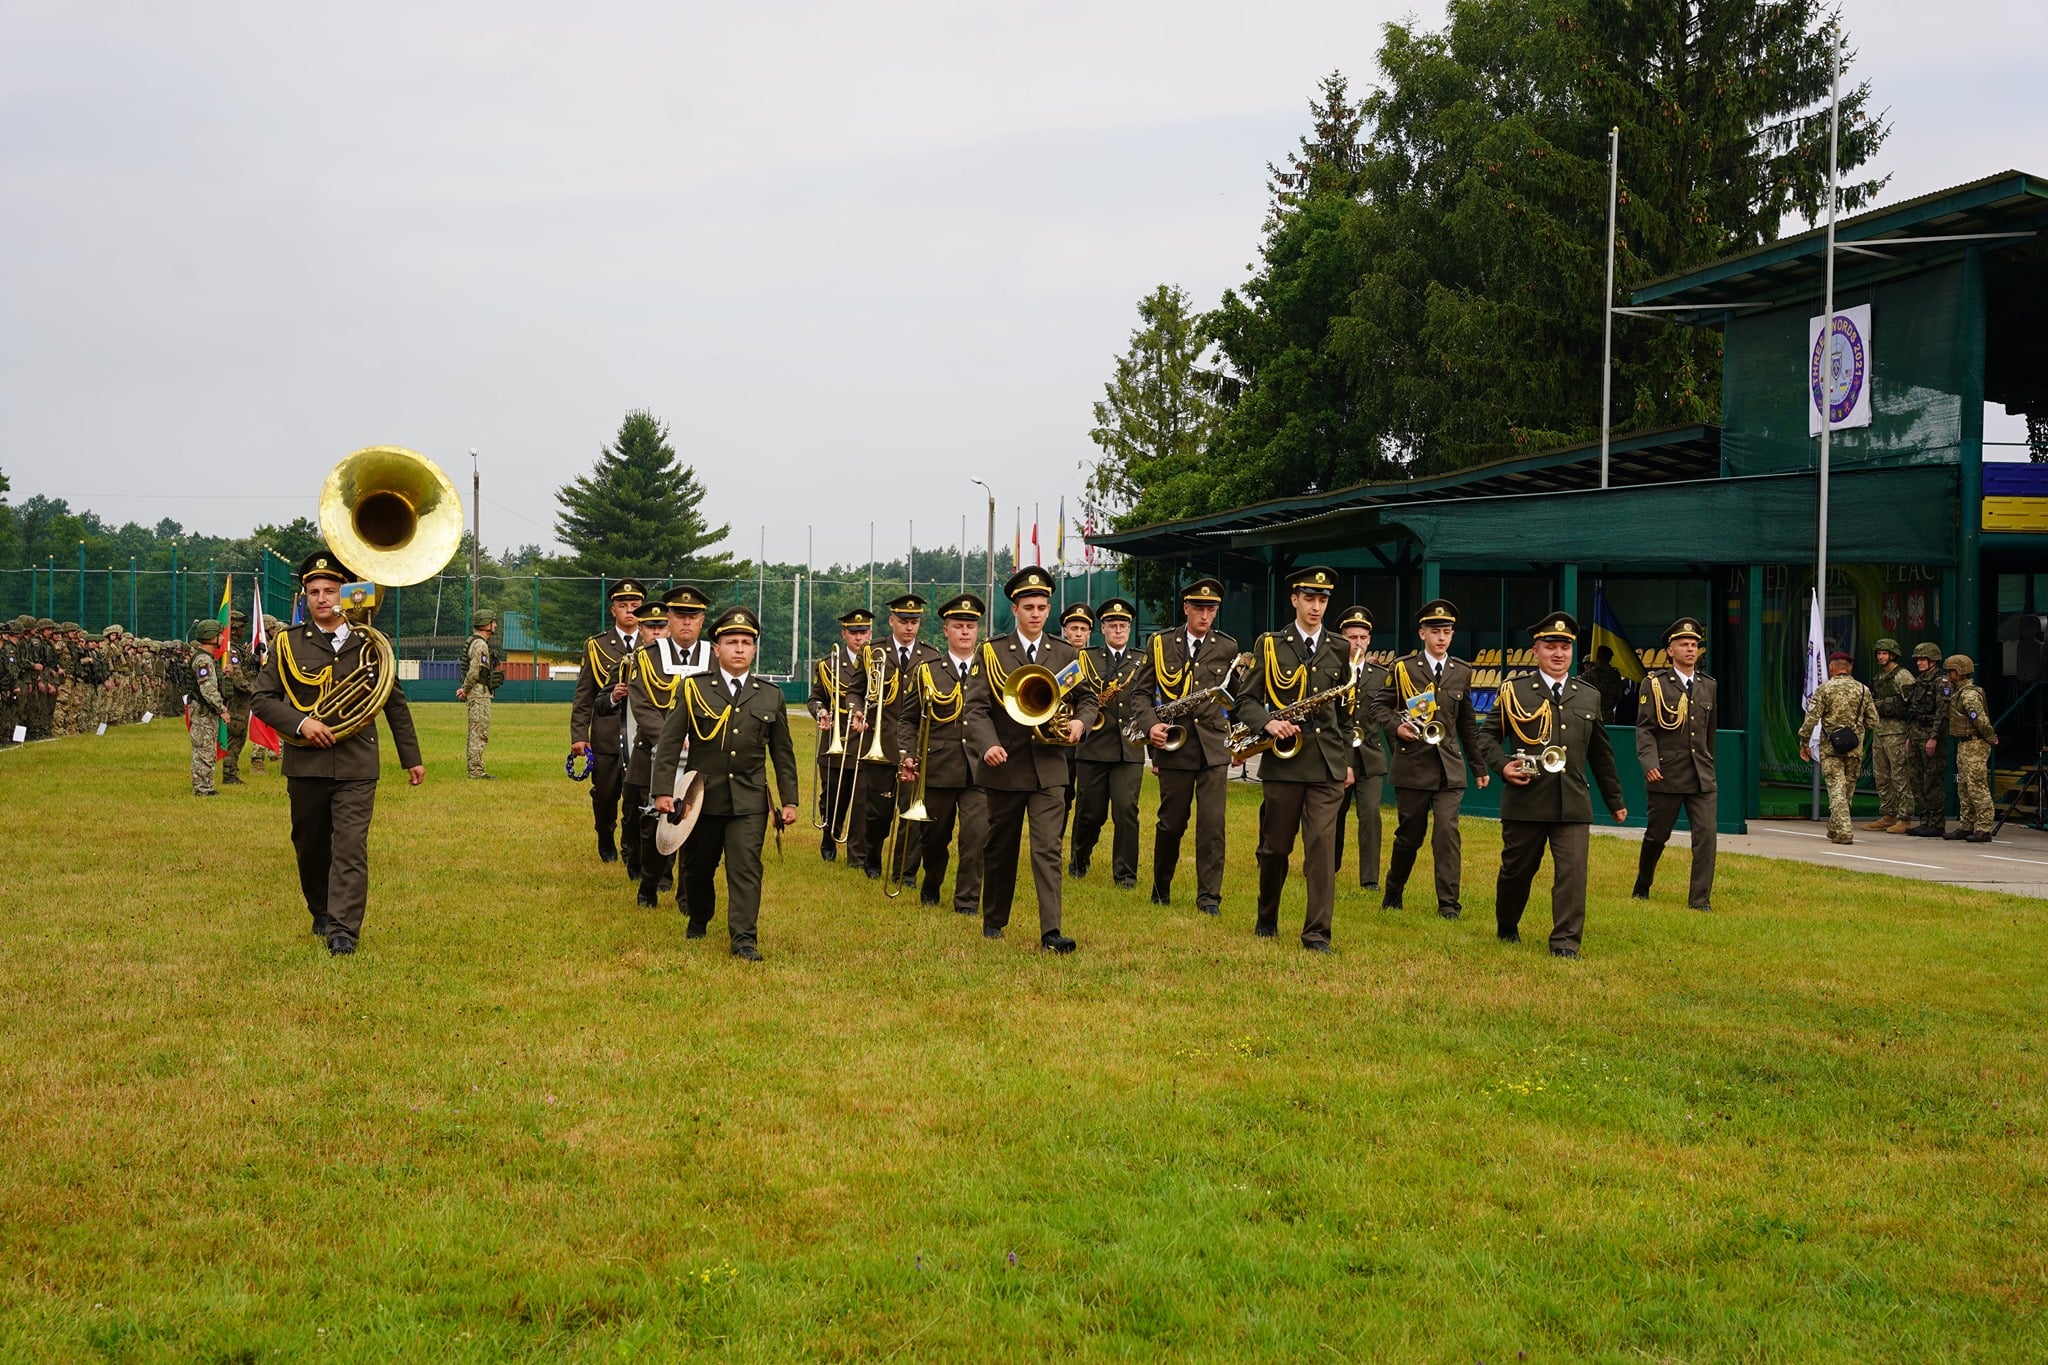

{"left": 247, "top": 583, "right": 282, "bottom": 756}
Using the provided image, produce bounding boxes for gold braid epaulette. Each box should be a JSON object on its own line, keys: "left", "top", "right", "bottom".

{"left": 637, "top": 644, "right": 682, "bottom": 711}
{"left": 1260, "top": 633, "right": 1307, "bottom": 707}
{"left": 1645, "top": 672, "right": 1689, "bottom": 731}
{"left": 275, "top": 630, "right": 335, "bottom": 714}
{"left": 915, "top": 660, "right": 965, "bottom": 723}
{"left": 678, "top": 676, "right": 733, "bottom": 743}
{"left": 1501, "top": 677, "right": 1555, "bottom": 749}
{"left": 584, "top": 636, "right": 625, "bottom": 690}
{"left": 1149, "top": 634, "right": 1188, "bottom": 700}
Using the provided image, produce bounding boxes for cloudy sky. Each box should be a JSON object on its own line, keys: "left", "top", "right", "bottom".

{"left": 2, "top": 1, "right": 2041, "bottom": 568}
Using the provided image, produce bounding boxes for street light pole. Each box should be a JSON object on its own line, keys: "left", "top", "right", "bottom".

{"left": 971, "top": 479, "right": 995, "bottom": 612}
{"left": 469, "top": 448, "right": 481, "bottom": 638}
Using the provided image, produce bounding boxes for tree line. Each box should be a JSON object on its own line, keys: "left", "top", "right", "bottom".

{"left": 1084, "top": 0, "right": 1888, "bottom": 582}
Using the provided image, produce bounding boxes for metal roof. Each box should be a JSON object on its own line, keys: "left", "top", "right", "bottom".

{"left": 1089, "top": 425, "right": 1720, "bottom": 559}
{"left": 1629, "top": 170, "right": 2048, "bottom": 319}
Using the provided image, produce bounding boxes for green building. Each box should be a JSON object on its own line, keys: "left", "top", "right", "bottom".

{"left": 1093, "top": 170, "right": 2048, "bottom": 831}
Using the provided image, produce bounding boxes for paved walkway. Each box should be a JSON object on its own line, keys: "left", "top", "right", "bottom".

{"left": 1591, "top": 817, "right": 2048, "bottom": 899}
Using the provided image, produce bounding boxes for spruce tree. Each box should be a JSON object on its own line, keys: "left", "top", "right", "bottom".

{"left": 552, "top": 411, "right": 740, "bottom": 583}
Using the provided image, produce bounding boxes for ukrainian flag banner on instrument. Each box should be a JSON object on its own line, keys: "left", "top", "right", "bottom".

{"left": 1590, "top": 585, "right": 1645, "bottom": 682}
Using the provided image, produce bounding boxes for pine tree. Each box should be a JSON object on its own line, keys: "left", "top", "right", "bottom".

{"left": 552, "top": 411, "right": 740, "bottom": 583}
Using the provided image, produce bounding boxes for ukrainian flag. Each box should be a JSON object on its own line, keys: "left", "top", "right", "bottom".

{"left": 1590, "top": 585, "right": 1646, "bottom": 682}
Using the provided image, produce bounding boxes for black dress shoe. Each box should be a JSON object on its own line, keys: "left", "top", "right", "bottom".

{"left": 731, "top": 943, "right": 762, "bottom": 961}
{"left": 1438, "top": 906, "right": 1461, "bottom": 920}
{"left": 658, "top": 874, "right": 674, "bottom": 892}
{"left": 982, "top": 926, "right": 1003, "bottom": 940}
{"left": 1630, "top": 887, "right": 1651, "bottom": 900}
{"left": 1149, "top": 886, "right": 1171, "bottom": 906}
{"left": 624, "top": 864, "right": 641, "bottom": 883}
{"left": 919, "top": 891, "right": 941, "bottom": 906}
{"left": 1381, "top": 891, "right": 1402, "bottom": 910}
{"left": 1197, "top": 901, "right": 1221, "bottom": 917}
{"left": 599, "top": 847, "right": 619, "bottom": 864}
{"left": 1498, "top": 930, "right": 1520, "bottom": 944}
{"left": 311, "top": 920, "right": 334, "bottom": 938}
{"left": 955, "top": 904, "right": 978, "bottom": 915}
{"left": 1360, "top": 880, "right": 1378, "bottom": 891}
{"left": 1115, "top": 878, "right": 1137, "bottom": 891}
{"left": 1302, "top": 940, "right": 1332, "bottom": 953}
{"left": 1040, "top": 930, "right": 1077, "bottom": 954}
{"left": 636, "top": 886, "right": 657, "bottom": 909}
{"left": 1068, "top": 859, "right": 1087, "bottom": 878}
{"left": 820, "top": 845, "right": 837, "bottom": 862}
{"left": 684, "top": 922, "right": 707, "bottom": 939}
{"left": 1551, "top": 945, "right": 1580, "bottom": 959}
{"left": 1254, "top": 924, "right": 1277, "bottom": 938}
{"left": 864, "top": 867, "right": 882, "bottom": 881}
{"left": 1691, "top": 903, "right": 1713, "bottom": 913}
{"left": 326, "top": 933, "right": 357, "bottom": 956}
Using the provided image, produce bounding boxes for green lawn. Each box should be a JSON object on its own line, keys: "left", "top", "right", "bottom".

{"left": 1, "top": 703, "right": 2043, "bottom": 1361}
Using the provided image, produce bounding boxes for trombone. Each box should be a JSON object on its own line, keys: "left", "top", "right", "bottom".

{"left": 829, "top": 645, "right": 888, "bottom": 846}
{"left": 882, "top": 721, "right": 933, "bottom": 899}
{"left": 810, "top": 658, "right": 853, "bottom": 830}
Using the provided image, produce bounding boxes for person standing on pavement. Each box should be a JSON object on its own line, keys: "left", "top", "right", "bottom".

{"left": 1632, "top": 616, "right": 1718, "bottom": 911}
{"left": 1903, "top": 642, "right": 1950, "bottom": 836}
{"left": 1865, "top": 638, "right": 1916, "bottom": 833}
{"left": 1799, "top": 651, "right": 1879, "bottom": 845}
{"left": 1941, "top": 654, "right": 1998, "bottom": 843}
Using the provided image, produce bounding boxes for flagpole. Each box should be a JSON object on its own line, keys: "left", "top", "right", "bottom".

{"left": 1600, "top": 125, "right": 1618, "bottom": 491}
{"left": 1813, "top": 25, "right": 1841, "bottom": 822}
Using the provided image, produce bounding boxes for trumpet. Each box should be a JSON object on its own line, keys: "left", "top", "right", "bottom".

{"left": 1510, "top": 746, "right": 1569, "bottom": 777}
{"left": 1404, "top": 694, "right": 1445, "bottom": 745}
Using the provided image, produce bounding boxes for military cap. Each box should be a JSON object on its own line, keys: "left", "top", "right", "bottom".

{"left": 1828, "top": 650, "right": 1853, "bottom": 664}
{"left": 1005, "top": 565, "right": 1056, "bottom": 601}
{"left": 939, "top": 592, "right": 985, "bottom": 620}
{"left": 1664, "top": 617, "right": 1706, "bottom": 644}
{"left": 193, "top": 619, "right": 224, "bottom": 642}
{"left": 663, "top": 585, "right": 711, "bottom": 614}
{"left": 1944, "top": 653, "right": 1975, "bottom": 676}
{"left": 838, "top": 607, "right": 875, "bottom": 629}
{"left": 472, "top": 609, "right": 498, "bottom": 627}
{"left": 1528, "top": 611, "right": 1578, "bottom": 642}
{"left": 1913, "top": 642, "right": 1944, "bottom": 663}
{"left": 610, "top": 578, "right": 648, "bottom": 601}
{"left": 1873, "top": 637, "right": 1901, "bottom": 656}
{"left": 1286, "top": 565, "right": 1338, "bottom": 595}
{"left": 1060, "top": 602, "right": 1095, "bottom": 627}
{"left": 298, "top": 550, "right": 353, "bottom": 585}
{"left": 1180, "top": 577, "right": 1225, "bottom": 604}
{"left": 1096, "top": 597, "right": 1136, "bottom": 622}
{"left": 1336, "top": 604, "right": 1374, "bottom": 632}
{"left": 886, "top": 593, "right": 928, "bottom": 617}
{"left": 636, "top": 600, "right": 668, "bottom": 626}
{"left": 712, "top": 605, "right": 762, "bottom": 638}
{"left": 1416, "top": 599, "right": 1458, "bottom": 626}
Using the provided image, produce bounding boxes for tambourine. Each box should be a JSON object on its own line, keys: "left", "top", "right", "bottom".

{"left": 564, "top": 750, "right": 594, "bottom": 781}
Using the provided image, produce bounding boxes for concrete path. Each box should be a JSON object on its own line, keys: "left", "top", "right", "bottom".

{"left": 1590, "top": 817, "right": 2048, "bottom": 900}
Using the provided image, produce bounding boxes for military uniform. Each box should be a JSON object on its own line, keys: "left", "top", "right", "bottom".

{"left": 1231, "top": 566, "right": 1354, "bottom": 949}
{"left": 570, "top": 580, "right": 646, "bottom": 870}
{"left": 650, "top": 606, "right": 799, "bottom": 958}
{"left": 218, "top": 612, "right": 256, "bottom": 783}
{"left": 895, "top": 593, "right": 989, "bottom": 914}
{"left": 1332, "top": 605, "right": 1390, "bottom": 888}
{"left": 0, "top": 622, "right": 20, "bottom": 742}
{"left": 1125, "top": 578, "right": 1240, "bottom": 914}
{"left": 1371, "top": 599, "right": 1486, "bottom": 916}
{"left": 1633, "top": 617, "right": 1718, "bottom": 910}
{"left": 851, "top": 594, "right": 944, "bottom": 880}
{"left": 1069, "top": 598, "right": 1145, "bottom": 889}
{"left": 1486, "top": 613, "right": 1625, "bottom": 958}
{"left": 1944, "top": 655, "right": 1998, "bottom": 840}
{"left": 808, "top": 610, "right": 874, "bottom": 865}
{"left": 249, "top": 551, "right": 425, "bottom": 952}
{"left": 460, "top": 611, "right": 501, "bottom": 779}
{"left": 1579, "top": 657, "right": 1625, "bottom": 722}
{"left": 962, "top": 566, "right": 1098, "bottom": 950}
{"left": 186, "top": 622, "right": 228, "bottom": 794}
{"left": 1867, "top": 639, "right": 1916, "bottom": 831}
{"left": 1801, "top": 658, "right": 1879, "bottom": 843}
{"left": 629, "top": 589, "right": 713, "bottom": 906}
{"left": 1903, "top": 644, "right": 1950, "bottom": 835}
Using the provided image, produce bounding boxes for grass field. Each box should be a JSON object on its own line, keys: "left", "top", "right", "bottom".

{"left": 2, "top": 702, "right": 2044, "bottom": 1361}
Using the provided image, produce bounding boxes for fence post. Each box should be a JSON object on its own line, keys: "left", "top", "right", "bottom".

{"left": 393, "top": 585, "right": 403, "bottom": 663}
{"left": 106, "top": 566, "right": 114, "bottom": 628}
{"left": 128, "top": 557, "right": 137, "bottom": 634}
{"left": 531, "top": 573, "right": 540, "bottom": 701}
{"left": 77, "top": 541, "right": 86, "bottom": 625}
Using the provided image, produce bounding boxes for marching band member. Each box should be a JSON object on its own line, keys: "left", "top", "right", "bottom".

{"left": 964, "top": 567, "right": 1097, "bottom": 952}
{"left": 570, "top": 578, "right": 645, "bottom": 874}
{"left": 1485, "top": 612, "right": 1626, "bottom": 959}
{"left": 1633, "top": 616, "right": 1718, "bottom": 911}
{"left": 850, "top": 594, "right": 942, "bottom": 881}
{"left": 1124, "top": 578, "right": 1239, "bottom": 915}
{"left": 1069, "top": 597, "right": 1144, "bottom": 889}
{"left": 893, "top": 593, "right": 990, "bottom": 915}
{"left": 1231, "top": 565, "right": 1353, "bottom": 952}
{"left": 1372, "top": 599, "right": 1487, "bottom": 919}
{"left": 807, "top": 607, "right": 873, "bottom": 865}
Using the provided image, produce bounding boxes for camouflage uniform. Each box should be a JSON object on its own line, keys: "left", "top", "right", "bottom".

{"left": 188, "top": 622, "right": 228, "bottom": 795}
{"left": 1945, "top": 655, "right": 1998, "bottom": 839}
{"left": 1903, "top": 644, "right": 1948, "bottom": 833}
{"left": 461, "top": 612, "right": 498, "bottom": 779}
{"left": 24, "top": 621, "right": 59, "bottom": 739}
{"left": 1867, "top": 640, "right": 1916, "bottom": 829}
{"left": 1802, "top": 670, "right": 1879, "bottom": 842}
{"left": 219, "top": 613, "right": 255, "bottom": 784}
{"left": 0, "top": 623, "right": 21, "bottom": 743}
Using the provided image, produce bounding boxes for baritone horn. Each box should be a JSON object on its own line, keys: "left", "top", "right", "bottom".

{"left": 281, "top": 446, "right": 462, "bottom": 745}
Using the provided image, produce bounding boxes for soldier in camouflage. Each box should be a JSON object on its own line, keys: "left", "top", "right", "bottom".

{"left": 1865, "top": 638, "right": 1916, "bottom": 833}
{"left": 188, "top": 620, "right": 229, "bottom": 796}
{"left": 218, "top": 609, "right": 255, "bottom": 783}
{"left": 0, "top": 619, "right": 21, "bottom": 743}
{"left": 1799, "top": 650, "right": 1879, "bottom": 844}
{"left": 456, "top": 609, "right": 500, "bottom": 779}
{"left": 1902, "top": 643, "right": 1949, "bottom": 835}
{"left": 1942, "top": 654, "right": 1998, "bottom": 842}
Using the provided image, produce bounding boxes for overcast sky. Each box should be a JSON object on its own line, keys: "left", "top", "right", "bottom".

{"left": 2, "top": 1, "right": 2041, "bottom": 568}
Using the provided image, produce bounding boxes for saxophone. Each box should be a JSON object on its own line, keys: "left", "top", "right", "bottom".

{"left": 1227, "top": 646, "right": 1367, "bottom": 763}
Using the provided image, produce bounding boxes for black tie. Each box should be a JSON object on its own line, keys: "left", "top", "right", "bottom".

{"left": 1026, "top": 643, "right": 1036, "bottom": 664}
{"left": 956, "top": 660, "right": 967, "bottom": 681}
{"left": 899, "top": 647, "right": 909, "bottom": 668}
{"left": 1304, "top": 635, "right": 1316, "bottom": 655}
{"left": 1683, "top": 677, "right": 1693, "bottom": 696}
{"left": 1551, "top": 681, "right": 1564, "bottom": 705}
{"left": 1433, "top": 662, "right": 1444, "bottom": 686}
{"left": 727, "top": 676, "right": 741, "bottom": 701}
{"left": 1189, "top": 638, "right": 1199, "bottom": 661}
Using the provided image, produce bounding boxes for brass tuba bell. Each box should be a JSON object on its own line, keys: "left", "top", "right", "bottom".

{"left": 319, "top": 445, "right": 465, "bottom": 589}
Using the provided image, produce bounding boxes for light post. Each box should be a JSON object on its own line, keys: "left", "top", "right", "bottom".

{"left": 971, "top": 479, "right": 996, "bottom": 618}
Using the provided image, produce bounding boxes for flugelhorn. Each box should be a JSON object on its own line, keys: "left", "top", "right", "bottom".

{"left": 281, "top": 446, "right": 461, "bottom": 745}
{"left": 1511, "top": 746, "right": 1569, "bottom": 776}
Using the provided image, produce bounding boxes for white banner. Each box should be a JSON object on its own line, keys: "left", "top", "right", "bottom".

{"left": 1808, "top": 303, "right": 1873, "bottom": 434}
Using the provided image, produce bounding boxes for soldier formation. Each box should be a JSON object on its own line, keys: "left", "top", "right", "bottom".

{"left": 0, "top": 616, "right": 198, "bottom": 744}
